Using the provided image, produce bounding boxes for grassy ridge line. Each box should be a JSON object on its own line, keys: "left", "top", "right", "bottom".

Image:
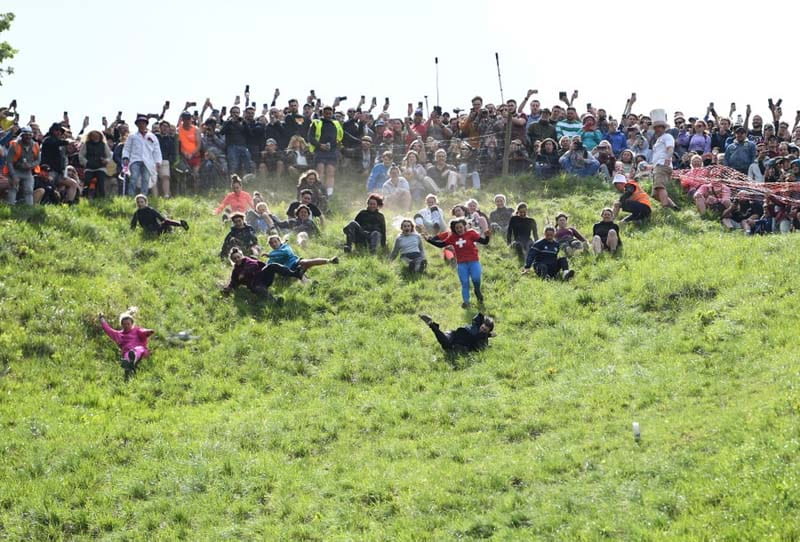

{"left": 0, "top": 175, "right": 799, "bottom": 540}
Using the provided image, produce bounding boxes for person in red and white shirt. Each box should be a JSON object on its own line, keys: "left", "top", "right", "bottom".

{"left": 425, "top": 218, "right": 491, "bottom": 308}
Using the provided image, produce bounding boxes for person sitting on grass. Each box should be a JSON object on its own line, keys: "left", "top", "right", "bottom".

{"left": 721, "top": 196, "right": 764, "bottom": 232}
{"left": 265, "top": 234, "right": 338, "bottom": 284}
{"left": 343, "top": 193, "right": 387, "bottom": 253}
{"left": 221, "top": 247, "right": 284, "bottom": 302}
{"left": 220, "top": 212, "right": 260, "bottom": 258}
{"left": 246, "top": 201, "right": 279, "bottom": 235}
{"left": 413, "top": 193, "right": 448, "bottom": 235}
{"left": 273, "top": 204, "right": 320, "bottom": 246}
{"left": 489, "top": 194, "right": 514, "bottom": 234}
{"left": 465, "top": 198, "right": 490, "bottom": 235}
{"left": 287, "top": 188, "right": 325, "bottom": 225}
{"left": 419, "top": 312, "right": 495, "bottom": 353}
{"left": 612, "top": 175, "right": 652, "bottom": 222}
{"left": 522, "top": 226, "right": 575, "bottom": 280}
{"left": 389, "top": 219, "right": 427, "bottom": 273}
{"left": 98, "top": 307, "right": 154, "bottom": 377}
{"left": 130, "top": 194, "right": 189, "bottom": 234}
{"left": 382, "top": 164, "right": 412, "bottom": 211}
{"left": 214, "top": 175, "right": 254, "bottom": 217}
{"left": 507, "top": 202, "right": 539, "bottom": 261}
{"left": 592, "top": 208, "right": 621, "bottom": 254}
{"left": 425, "top": 218, "right": 491, "bottom": 308}
{"left": 554, "top": 212, "right": 587, "bottom": 256}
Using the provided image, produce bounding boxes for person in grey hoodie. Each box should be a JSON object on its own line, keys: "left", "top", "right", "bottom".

{"left": 389, "top": 219, "right": 427, "bottom": 273}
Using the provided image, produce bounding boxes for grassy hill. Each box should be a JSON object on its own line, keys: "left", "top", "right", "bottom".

{"left": 1, "top": 174, "right": 799, "bottom": 541}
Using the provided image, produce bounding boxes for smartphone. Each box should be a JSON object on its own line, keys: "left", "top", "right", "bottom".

{"left": 310, "top": 90, "right": 316, "bottom": 96}
{"left": 768, "top": 98, "right": 774, "bottom": 107}
{"left": 731, "top": 102, "right": 736, "bottom": 110}
{"left": 710, "top": 102, "right": 715, "bottom": 108}
{"left": 385, "top": 97, "right": 389, "bottom": 105}
{"left": 63, "top": 111, "right": 68, "bottom": 117}
{"left": 193, "top": 110, "right": 199, "bottom": 117}
{"left": 221, "top": 106, "right": 227, "bottom": 116}
{"left": 165, "top": 100, "right": 170, "bottom": 108}
{"left": 117, "top": 111, "right": 122, "bottom": 118}
{"left": 102, "top": 116, "right": 107, "bottom": 123}
{"left": 587, "top": 103, "right": 592, "bottom": 110}
{"left": 361, "top": 95, "right": 365, "bottom": 101}
{"left": 186, "top": 101, "right": 197, "bottom": 108}
{"left": 631, "top": 92, "right": 637, "bottom": 100}
{"left": 245, "top": 84, "right": 250, "bottom": 93}
{"left": 274, "top": 88, "right": 279, "bottom": 94}
{"left": 776, "top": 98, "right": 783, "bottom": 107}
{"left": 559, "top": 91, "right": 567, "bottom": 101}
{"left": 10, "top": 99, "right": 17, "bottom": 109}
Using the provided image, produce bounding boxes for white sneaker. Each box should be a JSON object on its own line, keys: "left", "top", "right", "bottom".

{"left": 561, "top": 269, "right": 575, "bottom": 280}
{"left": 326, "top": 187, "right": 334, "bottom": 196}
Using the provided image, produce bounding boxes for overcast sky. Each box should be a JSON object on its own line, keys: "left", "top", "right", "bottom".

{"left": 3, "top": 0, "right": 798, "bottom": 127}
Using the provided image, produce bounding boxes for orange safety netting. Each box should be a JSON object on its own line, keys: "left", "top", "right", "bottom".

{"left": 673, "top": 165, "right": 800, "bottom": 206}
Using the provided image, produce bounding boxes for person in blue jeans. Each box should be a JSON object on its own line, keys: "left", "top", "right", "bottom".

{"left": 425, "top": 218, "right": 491, "bottom": 308}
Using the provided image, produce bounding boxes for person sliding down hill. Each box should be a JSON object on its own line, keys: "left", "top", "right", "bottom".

{"left": 419, "top": 313, "right": 495, "bottom": 353}
{"left": 221, "top": 247, "right": 287, "bottom": 302}
{"left": 264, "top": 235, "right": 338, "bottom": 284}
{"left": 220, "top": 212, "right": 260, "bottom": 258}
{"left": 130, "top": 194, "right": 189, "bottom": 235}
{"left": 98, "top": 307, "right": 154, "bottom": 377}
{"left": 425, "top": 218, "right": 491, "bottom": 308}
{"left": 522, "top": 226, "right": 575, "bottom": 280}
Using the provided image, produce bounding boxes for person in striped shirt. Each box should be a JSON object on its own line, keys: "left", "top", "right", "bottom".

{"left": 556, "top": 107, "right": 582, "bottom": 139}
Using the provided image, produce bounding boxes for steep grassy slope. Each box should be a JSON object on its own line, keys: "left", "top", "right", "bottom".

{"left": 1, "top": 175, "right": 799, "bottom": 540}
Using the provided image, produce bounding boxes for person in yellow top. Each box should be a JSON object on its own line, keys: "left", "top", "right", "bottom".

{"left": 307, "top": 105, "right": 343, "bottom": 197}
{"left": 177, "top": 111, "right": 202, "bottom": 191}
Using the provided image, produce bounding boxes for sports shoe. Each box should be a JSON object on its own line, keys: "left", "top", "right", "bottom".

{"left": 330, "top": 256, "right": 340, "bottom": 264}
{"left": 419, "top": 314, "right": 433, "bottom": 325}
{"left": 461, "top": 302, "right": 471, "bottom": 309}
{"left": 418, "top": 260, "right": 427, "bottom": 273}
{"left": 343, "top": 245, "right": 352, "bottom": 254}
{"left": 180, "top": 220, "right": 189, "bottom": 231}
{"left": 562, "top": 269, "right": 575, "bottom": 281}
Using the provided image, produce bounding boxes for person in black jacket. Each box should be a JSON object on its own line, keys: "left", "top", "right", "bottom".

{"left": 343, "top": 193, "right": 387, "bottom": 253}
{"left": 244, "top": 107, "right": 267, "bottom": 174}
{"left": 522, "top": 226, "right": 575, "bottom": 280}
{"left": 220, "top": 106, "right": 252, "bottom": 176}
{"left": 130, "top": 194, "right": 189, "bottom": 235}
{"left": 220, "top": 211, "right": 259, "bottom": 258}
{"left": 419, "top": 313, "right": 495, "bottom": 353}
{"left": 506, "top": 202, "right": 539, "bottom": 261}
{"left": 41, "top": 123, "right": 69, "bottom": 178}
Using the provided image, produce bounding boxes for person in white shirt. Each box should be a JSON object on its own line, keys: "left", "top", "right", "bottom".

{"left": 413, "top": 194, "right": 448, "bottom": 235}
{"left": 381, "top": 165, "right": 411, "bottom": 211}
{"left": 649, "top": 114, "right": 680, "bottom": 210}
{"left": 122, "top": 115, "right": 163, "bottom": 196}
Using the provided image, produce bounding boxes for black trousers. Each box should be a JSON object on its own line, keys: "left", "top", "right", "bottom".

{"left": 534, "top": 257, "right": 568, "bottom": 279}
{"left": 343, "top": 221, "right": 381, "bottom": 251}
{"left": 254, "top": 263, "right": 303, "bottom": 290}
{"left": 622, "top": 200, "right": 651, "bottom": 221}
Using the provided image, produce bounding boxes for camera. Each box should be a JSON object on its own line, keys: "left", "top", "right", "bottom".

{"left": 338, "top": 96, "right": 347, "bottom": 101}
{"left": 453, "top": 108, "right": 463, "bottom": 115}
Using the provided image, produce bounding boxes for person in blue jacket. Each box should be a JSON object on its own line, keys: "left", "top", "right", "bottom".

{"left": 366, "top": 151, "right": 393, "bottom": 192}
{"left": 265, "top": 235, "right": 338, "bottom": 283}
{"left": 521, "top": 226, "right": 575, "bottom": 280}
{"left": 603, "top": 118, "right": 628, "bottom": 156}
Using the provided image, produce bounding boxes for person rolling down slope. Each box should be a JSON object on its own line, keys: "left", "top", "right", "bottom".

{"left": 265, "top": 235, "right": 338, "bottom": 284}
{"left": 419, "top": 313, "right": 495, "bottom": 353}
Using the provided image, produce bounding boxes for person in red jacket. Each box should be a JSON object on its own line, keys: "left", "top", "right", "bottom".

{"left": 425, "top": 218, "right": 491, "bottom": 308}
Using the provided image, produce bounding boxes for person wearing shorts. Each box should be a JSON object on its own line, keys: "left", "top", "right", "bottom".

{"left": 650, "top": 113, "right": 680, "bottom": 210}
{"left": 308, "top": 106, "right": 343, "bottom": 196}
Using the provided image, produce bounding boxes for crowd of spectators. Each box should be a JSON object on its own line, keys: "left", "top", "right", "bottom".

{"left": 1, "top": 89, "right": 800, "bottom": 234}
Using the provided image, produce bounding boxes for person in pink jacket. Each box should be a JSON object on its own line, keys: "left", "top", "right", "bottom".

{"left": 98, "top": 307, "right": 154, "bottom": 375}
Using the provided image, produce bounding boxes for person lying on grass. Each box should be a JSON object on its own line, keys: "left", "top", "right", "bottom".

{"left": 425, "top": 218, "right": 490, "bottom": 309}
{"left": 220, "top": 212, "right": 260, "bottom": 258}
{"left": 389, "top": 219, "right": 427, "bottom": 273}
{"left": 221, "top": 247, "right": 289, "bottom": 302}
{"left": 522, "top": 225, "right": 575, "bottom": 280}
{"left": 592, "top": 207, "right": 621, "bottom": 255}
{"left": 245, "top": 201, "right": 279, "bottom": 235}
{"left": 130, "top": 194, "right": 189, "bottom": 235}
{"left": 264, "top": 234, "right": 338, "bottom": 284}
{"left": 98, "top": 307, "right": 154, "bottom": 377}
{"left": 419, "top": 313, "right": 495, "bottom": 353}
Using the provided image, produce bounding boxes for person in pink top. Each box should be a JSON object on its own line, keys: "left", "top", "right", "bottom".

{"left": 214, "top": 174, "right": 254, "bottom": 216}
{"left": 98, "top": 307, "right": 154, "bottom": 376}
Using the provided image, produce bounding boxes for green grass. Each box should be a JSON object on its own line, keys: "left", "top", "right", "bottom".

{"left": 1, "top": 174, "right": 799, "bottom": 541}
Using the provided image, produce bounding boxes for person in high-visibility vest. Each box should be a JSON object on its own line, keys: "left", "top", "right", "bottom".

{"left": 5, "top": 126, "right": 41, "bottom": 205}
{"left": 307, "top": 105, "right": 343, "bottom": 196}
